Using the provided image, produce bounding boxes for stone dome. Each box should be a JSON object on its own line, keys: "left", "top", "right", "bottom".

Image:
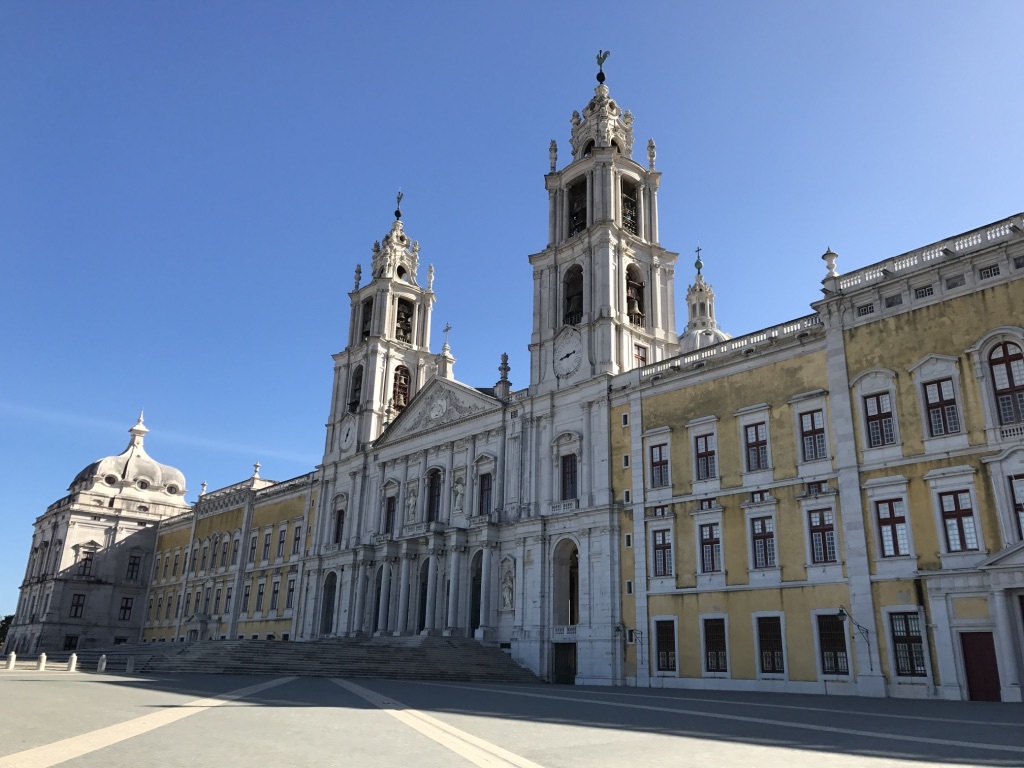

{"left": 679, "top": 325, "right": 733, "bottom": 353}
{"left": 70, "top": 415, "right": 186, "bottom": 496}
{"left": 678, "top": 251, "right": 732, "bottom": 354}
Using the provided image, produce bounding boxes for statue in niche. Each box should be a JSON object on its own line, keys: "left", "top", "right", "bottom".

{"left": 452, "top": 477, "right": 465, "bottom": 513}
{"left": 405, "top": 489, "right": 418, "bottom": 523}
{"left": 501, "top": 567, "right": 514, "bottom": 612}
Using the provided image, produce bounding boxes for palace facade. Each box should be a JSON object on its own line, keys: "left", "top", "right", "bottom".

{"left": 6, "top": 72, "right": 1023, "bottom": 701}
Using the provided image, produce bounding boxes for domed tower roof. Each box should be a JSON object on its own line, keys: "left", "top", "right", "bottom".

{"left": 679, "top": 248, "right": 732, "bottom": 353}
{"left": 70, "top": 414, "right": 187, "bottom": 497}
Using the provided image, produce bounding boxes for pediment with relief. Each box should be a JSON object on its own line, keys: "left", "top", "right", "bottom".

{"left": 375, "top": 377, "right": 500, "bottom": 447}
{"left": 979, "top": 540, "right": 1024, "bottom": 571}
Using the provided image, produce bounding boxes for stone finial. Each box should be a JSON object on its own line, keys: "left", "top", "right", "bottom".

{"left": 441, "top": 322, "right": 452, "bottom": 354}
{"left": 200, "top": 481, "right": 208, "bottom": 496}
{"left": 498, "top": 352, "right": 510, "bottom": 381}
{"left": 252, "top": 461, "right": 261, "bottom": 478}
{"left": 822, "top": 247, "right": 838, "bottom": 279}
{"left": 353, "top": 264, "right": 361, "bottom": 291}
{"left": 571, "top": 110, "right": 581, "bottom": 128}
{"left": 647, "top": 138, "right": 657, "bottom": 170}
{"left": 596, "top": 49, "right": 610, "bottom": 84}
{"left": 549, "top": 140, "right": 557, "bottom": 172}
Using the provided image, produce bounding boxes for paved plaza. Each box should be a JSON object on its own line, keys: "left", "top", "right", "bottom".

{"left": 0, "top": 672, "right": 1022, "bottom": 767}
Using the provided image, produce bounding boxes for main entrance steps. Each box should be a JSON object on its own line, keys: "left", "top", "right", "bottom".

{"left": 19, "top": 636, "right": 541, "bottom": 683}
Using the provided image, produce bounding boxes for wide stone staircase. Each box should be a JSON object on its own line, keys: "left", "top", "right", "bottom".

{"left": 11, "top": 636, "right": 541, "bottom": 683}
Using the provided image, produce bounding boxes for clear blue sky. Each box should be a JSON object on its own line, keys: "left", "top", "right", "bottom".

{"left": 1, "top": 2, "right": 1020, "bottom": 614}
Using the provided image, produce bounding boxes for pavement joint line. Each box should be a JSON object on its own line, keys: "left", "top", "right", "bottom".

{"left": 0, "top": 676, "right": 296, "bottom": 768}
{"left": 423, "top": 683, "right": 1024, "bottom": 755}
{"left": 330, "top": 678, "right": 547, "bottom": 768}
{"left": 405, "top": 682, "right": 1024, "bottom": 729}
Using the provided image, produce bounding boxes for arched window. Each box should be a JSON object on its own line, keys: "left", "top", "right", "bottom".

{"left": 990, "top": 342, "right": 1024, "bottom": 424}
{"left": 563, "top": 266, "right": 583, "bottom": 326}
{"left": 426, "top": 470, "right": 442, "bottom": 522}
{"left": 395, "top": 299, "right": 413, "bottom": 343}
{"left": 360, "top": 299, "right": 373, "bottom": 340}
{"left": 393, "top": 366, "right": 410, "bottom": 411}
{"left": 626, "top": 265, "right": 645, "bottom": 327}
{"left": 621, "top": 178, "right": 638, "bottom": 236}
{"left": 348, "top": 366, "right": 363, "bottom": 413}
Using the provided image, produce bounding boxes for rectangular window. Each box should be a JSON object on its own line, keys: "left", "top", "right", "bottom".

{"left": 286, "top": 579, "right": 295, "bottom": 609}
{"left": 817, "top": 614, "right": 849, "bottom": 675}
{"left": 884, "top": 294, "right": 903, "bottom": 308}
{"left": 262, "top": 533, "right": 272, "bottom": 561}
{"left": 118, "top": 597, "right": 134, "bottom": 621}
{"left": 155, "top": 597, "right": 162, "bottom": 619}
{"left": 622, "top": 413, "right": 629, "bottom": 427}
{"left": 175, "top": 593, "right": 181, "bottom": 618}
{"left": 172, "top": 553, "right": 179, "bottom": 576}
{"left": 126, "top": 555, "right": 141, "bottom": 581}
{"left": 699, "top": 498, "right": 716, "bottom": 510}
{"left": 695, "top": 434, "right": 716, "bottom": 480}
{"left": 292, "top": 526, "right": 302, "bottom": 555}
{"left": 255, "top": 583, "right": 265, "bottom": 612}
{"left": 622, "top": 454, "right": 630, "bottom": 468}
{"left": 242, "top": 584, "right": 251, "bottom": 614}
{"left": 856, "top": 303, "right": 875, "bottom": 317}
{"left": 924, "top": 378, "right": 960, "bottom": 436}
{"left": 1015, "top": 255, "right": 1024, "bottom": 270}
{"left": 78, "top": 553, "right": 93, "bottom": 576}
{"left": 561, "top": 454, "right": 578, "bottom": 500}
{"left": 864, "top": 393, "right": 896, "bottom": 447}
{"left": 162, "top": 557, "right": 169, "bottom": 578}
{"left": 213, "top": 588, "right": 221, "bottom": 615}
{"left": 624, "top": 534, "right": 632, "bottom": 547}
{"left": 946, "top": 274, "right": 966, "bottom": 290}
{"left": 478, "top": 473, "right": 493, "bottom": 516}
{"left": 700, "top": 523, "right": 721, "bottom": 573}
{"left": 800, "top": 410, "right": 827, "bottom": 461}
{"left": 249, "top": 536, "right": 258, "bottom": 563}
{"left": 146, "top": 599, "right": 153, "bottom": 620}
{"left": 757, "top": 616, "right": 785, "bottom": 673}
{"left": 745, "top": 423, "right": 769, "bottom": 470}
{"left": 276, "top": 529, "right": 286, "bottom": 558}
{"left": 652, "top": 530, "right": 672, "bottom": 577}
{"left": 751, "top": 517, "right": 776, "bottom": 569}
{"left": 270, "top": 582, "right": 280, "bottom": 611}
{"left": 165, "top": 596, "right": 172, "bottom": 619}
{"left": 655, "top": 620, "right": 676, "bottom": 672}
{"left": 634, "top": 344, "right": 647, "bottom": 367}
{"left": 914, "top": 285, "right": 934, "bottom": 299}
{"left": 808, "top": 509, "right": 837, "bottom": 564}
{"left": 200, "top": 547, "right": 208, "bottom": 571}
{"left": 192, "top": 549, "right": 199, "bottom": 574}
{"left": 69, "top": 593, "right": 85, "bottom": 618}
{"left": 890, "top": 612, "right": 927, "bottom": 677}
{"left": 940, "top": 491, "right": 978, "bottom": 551}
{"left": 231, "top": 539, "right": 240, "bottom": 565}
{"left": 220, "top": 542, "right": 229, "bottom": 567}
{"left": 1012, "top": 475, "right": 1024, "bottom": 539}
{"left": 202, "top": 588, "right": 211, "bottom": 614}
{"left": 877, "top": 499, "right": 909, "bottom": 557}
{"left": 384, "top": 496, "right": 397, "bottom": 532}
{"left": 704, "top": 618, "right": 727, "bottom": 672}
{"left": 649, "top": 444, "right": 669, "bottom": 488}
{"left": 979, "top": 264, "right": 1001, "bottom": 280}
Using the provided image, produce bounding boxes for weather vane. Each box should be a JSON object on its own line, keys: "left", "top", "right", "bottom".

{"left": 596, "top": 49, "right": 610, "bottom": 83}
{"left": 395, "top": 189, "right": 403, "bottom": 219}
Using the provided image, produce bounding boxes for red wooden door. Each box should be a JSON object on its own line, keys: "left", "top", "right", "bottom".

{"left": 960, "top": 631, "right": 1000, "bottom": 702}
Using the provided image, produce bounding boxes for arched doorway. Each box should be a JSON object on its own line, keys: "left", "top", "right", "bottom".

{"left": 469, "top": 550, "right": 483, "bottom": 636}
{"left": 321, "top": 572, "right": 337, "bottom": 635}
{"left": 551, "top": 539, "right": 579, "bottom": 685}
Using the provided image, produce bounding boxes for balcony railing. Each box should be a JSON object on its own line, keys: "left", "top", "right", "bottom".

{"left": 549, "top": 499, "right": 579, "bottom": 514}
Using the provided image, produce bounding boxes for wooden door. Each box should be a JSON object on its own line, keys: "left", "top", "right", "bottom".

{"left": 960, "top": 631, "right": 1000, "bottom": 701}
{"left": 552, "top": 643, "right": 576, "bottom": 685}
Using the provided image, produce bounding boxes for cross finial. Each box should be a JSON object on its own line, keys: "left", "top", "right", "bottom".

{"left": 695, "top": 244, "right": 704, "bottom": 275}
{"left": 443, "top": 323, "right": 452, "bottom": 344}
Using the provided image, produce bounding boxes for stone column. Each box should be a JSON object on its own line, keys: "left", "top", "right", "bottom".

{"left": 548, "top": 189, "right": 556, "bottom": 246}
{"left": 637, "top": 183, "right": 646, "bottom": 241}
{"left": 651, "top": 259, "right": 663, "bottom": 338}
{"left": 445, "top": 546, "right": 463, "bottom": 636}
{"left": 580, "top": 401, "right": 592, "bottom": 507}
{"left": 375, "top": 562, "right": 391, "bottom": 634}
{"left": 477, "top": 544, "right": 493, "bottom": 638}
{"left": 395, "top": 554, "right": 411, "bottom": 635}
{"left": 422, "top": 551, "right": 439, "bottom": 634}
{"left": 351, "top": 560, "right": 367, "bottom": 635}
{"left": 993, "top": 588, "right": 1023, "bottom": 702}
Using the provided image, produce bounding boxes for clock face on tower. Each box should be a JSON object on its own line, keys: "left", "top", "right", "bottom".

{"left": 553, "top": 329, "right": 583, "bottom": 379}
{"left": 339, "top": 416, "right": 356, "bottom": 453}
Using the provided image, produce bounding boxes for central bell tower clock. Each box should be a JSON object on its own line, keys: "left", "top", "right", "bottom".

{"left": 528, "top": 58, "right": 679, "bottom": 392}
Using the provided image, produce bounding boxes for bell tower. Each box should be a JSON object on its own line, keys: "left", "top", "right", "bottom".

{"left": 324, "top": 198, "right": 437, "bottom": 460}
{"left": 529, "top": 55, "right": 679, "bottom": 392}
